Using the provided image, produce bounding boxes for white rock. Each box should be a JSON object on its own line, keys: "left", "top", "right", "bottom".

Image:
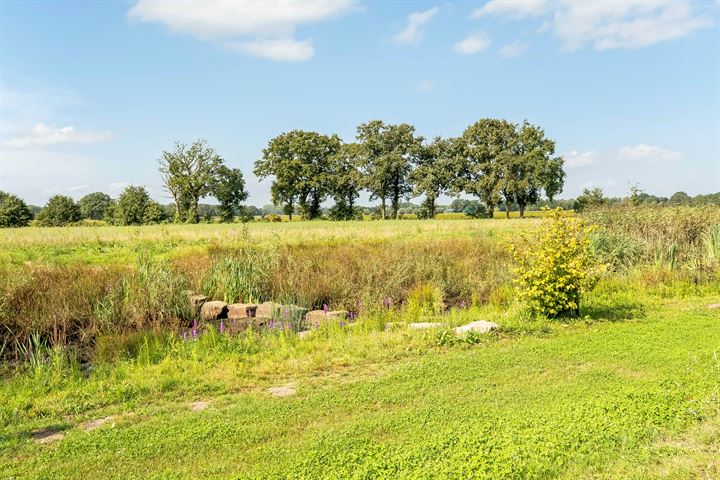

{"left": 454, "top": 320, "right": 498, "bottom": 335}
{"left": 408, "top": 322, "right": 443, "bottom": 329}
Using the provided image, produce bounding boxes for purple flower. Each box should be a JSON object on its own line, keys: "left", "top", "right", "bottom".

{"left": 192, "top": 319, "right": 198, "bottom": 339}
{"left": 323, "top": 303, "right": 328, "bottom": 314}
{"left": 220, "top": 320, "right": 225, "bottom": 334}
{"left": 183, "top": 331, "right": 187, "bottom": 341}
{"left": 340, "top": 321, "right": 345, "bottom": 328}
{"left": 460, "top": 301, "right": 466, "bottom": 309}
{"left": 284, "top": 307, "right": 289, "bottom": 318}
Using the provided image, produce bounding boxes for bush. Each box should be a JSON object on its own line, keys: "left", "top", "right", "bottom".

{"left": 0, "top": 191, "right": 32, "bottom": 227}
{"left": 37, "top": 195, "right": 81, "bottom": 226}
{"left": 510, "top": 208, "right": 604, "bottom": 318}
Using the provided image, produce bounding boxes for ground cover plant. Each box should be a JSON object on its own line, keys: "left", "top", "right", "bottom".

{"left": 1, "top": 208, "right": 719, "bottom": 479}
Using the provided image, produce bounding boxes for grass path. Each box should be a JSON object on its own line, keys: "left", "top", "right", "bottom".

{"left": 2, "top": 299, "right": 719, "bottom": 479}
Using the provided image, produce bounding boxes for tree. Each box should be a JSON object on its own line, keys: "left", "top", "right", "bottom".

{"left": 78, "top": 192, "right": 113, "bottom": 220}
{"left": 36, "top": 195, "right": 81, "bottom": 226}
{"left": 456, "top": 119, "right": 516, "bottom": 218}
{"left": 669, "top": 191, "right": 692, "bottom": 205}
{"left": 212, "top": 166, "right": 248, "bottom": 222}
{"left": 0, "top": 191, "right": 32, "bottom": 227}
{"left": 499, "top": 121, "right": 565, "bottom": 218}
{"left": 112, "top": 186, "right": 152, "bottom": 226}
{"left": 356, "top": 120, "right": 423, "bottom": 219}
{"left": 144, "top": 200, "right": 168, "bottom": 224}
{"left": 159, "top": 140, "right": 224, "bottom": 223}
{"left": 574, "top": 187, "right": 607, "bottom": 212}
{"left": 411, "top": 137, "right": 457, "bottom": 219}
{"left": 328, "top": 143, "right": 364, "bottom": 220}
{"left": 254, "top": 130, "right": 340, "bottom": 220}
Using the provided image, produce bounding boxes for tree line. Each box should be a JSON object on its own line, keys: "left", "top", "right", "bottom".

{"left": 254, "top": 118, "right": 565, "bottom": 220}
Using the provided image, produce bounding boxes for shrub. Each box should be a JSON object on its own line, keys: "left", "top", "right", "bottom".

{"left": 510, "top": 208, "right": 604, "bottom": 318}
{"left": 0, "top": 191, "right": 32, "bottom": 227}
{"left": 36, "top": 195, "right": 81, "bottom": 226}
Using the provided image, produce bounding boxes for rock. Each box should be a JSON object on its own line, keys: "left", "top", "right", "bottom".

{"left": 227, "top": 303, "right": 257, "bottom": 319}
{"left": 81, "top": 416, "right": 114, "bottom": 432}
{"left": 256, "top": 301, "right": 278, "bottom": 319}
{"left": 708, "top": 303, "right": 720, "bottom": 309}
{"left": 200, "top": 301, "right": 228, "bottom": 320}
{"left": 31, "top": 428, "right": 65, "bottom": 444}
{"left": 268, "top": 385, "right": 296, "bottom": 397}
{"left": 190, "top": 401, "right": 210, "bottom": 411}
{"left": 305, "top": 309, "right": 348, "bottom": 325}
{"left": 189, "top": 294, "right": 208, "bottom": 311}
{"left": 408, "top": 322, "right": 443, "bottom": 329}
{"left": 297, "top": 330, "right": 312, "bottom": 339}
{"left": 453, "top": 320, "right": 499, "bottom": 335}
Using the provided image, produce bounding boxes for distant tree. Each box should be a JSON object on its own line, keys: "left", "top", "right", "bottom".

{"left": 449, "top": 198, "right": 487, "bottom": 218}
{"left": 411, "top": 137, "right": 458, "bottom": 219}
{"left": 78, "top": 192, "right": 113, "bottom": 220}
{"left": 456, "top": 119, "right": 516, "bottom": 218}
{"left": 212, "top": 166, "right": 248, "bottom": 222}
{"left": 328, "top": 142, "right": 364, "bottom": 220}
{"left": 356, "top": 120, "right": 423, "bottom": 219}
{"left": 669, "top": 191, "right": 692, "bottom": 205}
{"left": 0, "top": 191, "right": 33, "bottom": 227}
{"left": 112, "top": 186, "right": 152, "bottom": 226}
{"left": 574, "top": 187, "right": 607, "bottom": 212}
{"left": 499, "top": 121, "right": 565, "bottom": 218}
{"left": 255, "top": 130, "right": 340, "bottom": 220}
{"left": 159, "top": 140, "right": 224, "bottom": 223}
{"left": 144, "top": 200, "right": 168, "bottom": 224}
{"left": 37, "top": 195, "right": 81, "bottom": 226}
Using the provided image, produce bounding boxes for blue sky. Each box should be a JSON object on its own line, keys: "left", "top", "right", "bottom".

{"left": 1, "top": 0, "right": 718, "bottom": 206}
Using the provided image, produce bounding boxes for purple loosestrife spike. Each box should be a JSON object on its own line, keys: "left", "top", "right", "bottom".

{"left": 323, "top": 304, "right": 328, "bottom": 314}
{"left": 192, "top": 320, "right": 198, "bottom": 339}
{"left": 220, "top": 320, "right": 225, "bottom": 334}
{"left": 284, "top": 307, "right": 289, "bottom": 318}
{"left": 183, "top": 332, "right": 187, "bottom": 341}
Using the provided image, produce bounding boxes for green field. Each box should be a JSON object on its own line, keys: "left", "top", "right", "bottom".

{"left": 1, "top": 212, "right": 719, "bottom": 479}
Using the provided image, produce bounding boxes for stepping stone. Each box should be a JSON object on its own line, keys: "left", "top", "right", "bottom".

{"left": 408, "top": 322, "right": 443, "bottom": 329}
{"left": 190, "top": 401, "right": 210, "bottom": 411}
{"left": 80, "top": 416, "right": 114, "bottom": 431}
{"left": 708, "top": 304, "right": 720, "bottom": 309}
{"left": 227, "top": 303, "right": 257, "bottom": 319}
{"left": 454, "top": 320, "right": 499, "bottom": 335}
{"left": 201, "top": 301, "right": 228, "bottom": 320}
{"left": 31, "top": 428, "right": 65, "bottom": 444}
{"left": 268, "top": 385, "right": 296, "bottom": 397}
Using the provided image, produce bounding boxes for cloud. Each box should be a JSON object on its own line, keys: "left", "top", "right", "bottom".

{"left": 230, "top": 38, "right": 314, "bottom": 62}
{"left": 129, "top": 0, "right": 357, "bottom": 61}
{"left": 565, "top": 150, "right": 597, "bottom": 168}
{"left": 416, "top": 80, "right": 436, "bottom": 92}
{"left": 499, "top": 40, "right": 528, "bottom": 57}
{"left": 394, "top": 7, "right": 439, "bottom": 45}
{"left": 471, "top": 0, "right": 547, "bottom": 19}
{"left": 67, "top": 184, "right": 90, "bottom": 192}
{"left": 3, "top": 123, "right": 112, "bottom": 149}
{"left": 454, "top": 32, "right": 491, "bottom": 54}
{"left": 469, "top": 0, "right": 712, "bottom": 51}
{"left": 617, "top": 144, "right": 682, "bottom": 161}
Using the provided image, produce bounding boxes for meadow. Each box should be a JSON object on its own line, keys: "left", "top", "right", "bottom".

{"left": 1, "top": 206, "right": 719, "bottom": 479}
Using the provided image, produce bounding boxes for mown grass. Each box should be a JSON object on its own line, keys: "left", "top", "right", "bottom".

{"left": 1, "top": 283, "right": 718, "bottom": 479}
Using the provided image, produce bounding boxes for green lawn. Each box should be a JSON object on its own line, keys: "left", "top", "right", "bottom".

{"left": 2, "top": 293, "right": 718, "bottom": 479}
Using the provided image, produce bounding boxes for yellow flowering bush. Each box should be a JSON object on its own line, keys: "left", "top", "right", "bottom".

{"left": 510, "top": 208, "right": 605, "bottom": 318}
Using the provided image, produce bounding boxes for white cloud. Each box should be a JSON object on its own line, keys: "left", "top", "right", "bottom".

{"left": 416, "top": 80, "right": 436, "bottom": 92}
{"left": 67, "top": 184, "right": 90, "bottom": 192}
{"left": 617, "top": 144, "right": 683, "bottom": 161}
{"left": 469, "top": 0, "right": 712, "bottom": 51}
{"left": 3, "top": 123, "right": 112, "bottom": 149}
{"left": 454, "top": 33, "right": 491, "bottom": 54}
{"left": 471, "top": 0, "right": 547, "bottom": 19}
{"left": 129, "top": 0, "right": 357, "bottom": 61}
{"left": 499, "top": 40, "right": 528, "bottom": 57}
{"left": 394, "top": 7, "right": 439, "bottom": 45}
{"left": 565, "top": 150, "right": 597, "bottom": 168}
{"left": 230, "top": 38, "right": 314, "bottom": 62}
